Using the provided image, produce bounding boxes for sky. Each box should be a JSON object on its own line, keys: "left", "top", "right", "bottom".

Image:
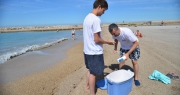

{"left": 0, "top": 0, "right": 180, "bottom": 27}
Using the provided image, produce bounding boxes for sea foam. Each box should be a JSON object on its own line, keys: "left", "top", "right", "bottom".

{"left": 0, "top": 38, "right": 68, "bottom": 64}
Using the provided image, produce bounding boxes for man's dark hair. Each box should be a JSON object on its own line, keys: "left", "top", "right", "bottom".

{"left": 93, "top": 0, "right": 108, "bottom": 10}
{"left": 108, "top": 23, "right": 118, "bottom": 33}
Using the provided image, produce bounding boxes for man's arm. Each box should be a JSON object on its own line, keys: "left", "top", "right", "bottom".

{"left": 124, "top": 40, "right": 139, "bottom": 58}
{"left": 114, "top": 39, "right": 118, "bottom": 50}
{"left": 94, "top": 32, "right": 115, "bottom": 45}
{"left": 113, "top": 39, "right": 118, "bottom": 53}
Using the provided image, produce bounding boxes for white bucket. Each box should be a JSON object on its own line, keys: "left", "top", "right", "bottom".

{"left": 106, "top": 69, "right": 134, "bottom": 95}
{"left": 106, "top": 69, "right": 134, "bottom": 83}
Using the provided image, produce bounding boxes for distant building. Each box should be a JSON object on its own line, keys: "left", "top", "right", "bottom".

{"left": 147, "top": 21, "right": 152, "bottom": 25}
{"left": 161, "top": 21, "right": 164, "bottom": 26}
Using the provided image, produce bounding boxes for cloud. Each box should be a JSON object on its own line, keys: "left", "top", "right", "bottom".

{"left": 107, "top": 0, "right": 178, "bottom": 6}
{"left": 0, "top": 0, "right": 64, "bottom": 14}
{"left": 33, "top": 0, "right": 50, "bottom": 4}
{"left": 135, "top": 3, "right": 180, "bottom": 10}
{"left": 1, "top": 0, "right": 178, "bottom": 14}
{"left": 34, "top": 0, "right": 42, "bottom": 2}
{"left": 76, "top": 5, "right": 81, "bottom": 8}
{"left": 174, "top": 3, "right": 180, "bottom": 7}
{"left": 137, "top": 6, "right": 164, "bottom": 10}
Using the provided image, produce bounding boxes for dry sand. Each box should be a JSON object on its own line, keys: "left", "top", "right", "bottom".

{"left": 0, "top": 25, "right": 180, "bottom": 95}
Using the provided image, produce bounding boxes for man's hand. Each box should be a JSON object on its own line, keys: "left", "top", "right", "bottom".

{"left": 123, "top": 53, "right": 129, "bottom": 60}
{"left": 104, "top": 40, "right": 115, "bottom": 45}
{"left": 108, "top": 41, "right": 116, "bottom": 45}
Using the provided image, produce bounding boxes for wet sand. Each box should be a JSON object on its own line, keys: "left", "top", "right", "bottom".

{"left": 0, "top": 26, "right": 180, "bottom": 95}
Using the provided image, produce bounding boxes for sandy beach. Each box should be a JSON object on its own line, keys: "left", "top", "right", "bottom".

{"left": 0, "top": 25, "right": 180, "bottom": 95}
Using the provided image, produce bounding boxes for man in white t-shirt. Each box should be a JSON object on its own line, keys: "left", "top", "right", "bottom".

{"left": 108, "top": 23, "right": 141, "bottom": 86}
{"left": 83, "top": 0, "right": 115, "bottom": 95}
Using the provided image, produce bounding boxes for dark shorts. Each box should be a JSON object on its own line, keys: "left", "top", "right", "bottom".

{"left": 72, "top": 33, "right": 75, "bottom": 35}
{"left": 84, "top": 53, "right": 104, "bottom": 76}
{"left": 120, "top": 46, "right": 140, "bottom": 60}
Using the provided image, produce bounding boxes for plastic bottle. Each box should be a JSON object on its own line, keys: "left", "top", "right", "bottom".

{"left": 117, "top": 56, "right": 126, "bottom": 63}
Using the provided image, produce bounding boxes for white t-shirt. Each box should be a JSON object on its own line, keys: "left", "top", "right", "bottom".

{"left": 83, "top": 13, "right": 103, "bottom": 55}
{"left": 112, "top": 27, "right": 138, "bottom": 50}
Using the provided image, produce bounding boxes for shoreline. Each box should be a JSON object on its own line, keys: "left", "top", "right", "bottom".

{"left": 0, "top": 26, "right": 180, "bottom": 95}
{"left": 0, "top": 36, "right": 83, "bottom": 86}
{"left": 1, "top": 20, "right": 179, "bottom": 33}
{"left": 0, "top": 27, "right": 83, "bottom": 33}
{"left": 0, "top": 38, "right": 69, "bottom": 64}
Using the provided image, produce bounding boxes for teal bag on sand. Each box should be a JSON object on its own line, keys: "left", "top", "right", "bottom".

{"left": 148, "top": 70, "right": 171, "bottom": 84}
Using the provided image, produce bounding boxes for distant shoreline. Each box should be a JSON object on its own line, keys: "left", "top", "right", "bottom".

{"left": 0, "top": 20, "right": 180, "bottom": 33}
{"left": 0, "top": 26, "right": 83, "bottom": 33}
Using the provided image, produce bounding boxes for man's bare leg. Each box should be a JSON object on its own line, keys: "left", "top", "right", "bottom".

{"left": 132, "top": 60, "right": 139, "bottom": 80}
{"left": 85, "top": 70, "right": 90, "bottom": 90}
{"left": 132, "top": 60, "right": 140, "bottom": 86}
{"left": 89, "top": 74, "right": 96, "bottom": 95}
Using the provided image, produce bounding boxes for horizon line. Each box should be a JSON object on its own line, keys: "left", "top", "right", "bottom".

{"left": 0, "top": 19, "right": 180, "bottom": 28}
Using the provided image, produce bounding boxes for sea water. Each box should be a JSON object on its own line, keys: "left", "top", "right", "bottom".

{"left": 0, "top": 30, "right": 83, "bottom": 64}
